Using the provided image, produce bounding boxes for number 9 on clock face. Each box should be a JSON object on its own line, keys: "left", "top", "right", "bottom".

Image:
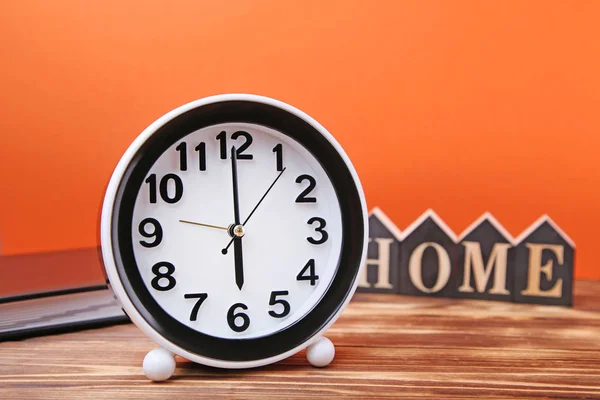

{"left": 101, "top": 95, "right": 367, "bottom": 365}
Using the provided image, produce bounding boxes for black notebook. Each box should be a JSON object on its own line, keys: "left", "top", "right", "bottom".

{"left": 0, "top": 286, "right": 129, "bottom": 341}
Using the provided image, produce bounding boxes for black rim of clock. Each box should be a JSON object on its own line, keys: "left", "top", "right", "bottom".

{"left": 111, "top": 100, "right": 364, "bottom": 361}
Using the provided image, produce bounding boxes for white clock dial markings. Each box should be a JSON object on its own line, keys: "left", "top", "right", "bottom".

{"left": 131, "top": 123, "right": 343, "bottom": 339}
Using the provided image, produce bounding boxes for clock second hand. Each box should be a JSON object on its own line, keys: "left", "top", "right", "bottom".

{"left": 179, "top": 219, "right": 229, "bottom": 231}
{"left": 221, "top": 166, "right": 287, "bottom": 255}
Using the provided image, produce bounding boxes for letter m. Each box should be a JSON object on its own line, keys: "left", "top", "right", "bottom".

{"left": 459, "top": 241, "right": 511, "bottom": 295}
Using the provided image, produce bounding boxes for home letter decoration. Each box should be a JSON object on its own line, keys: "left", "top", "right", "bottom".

{"left": 357, "top": 209, "right": 575, "bottom": 306}
{"left": 455, "top": 213, "right": 514, "bottom": 301}
{"left": 513, "top": 216, "right": 574, "bottom": 306}
{"left": 358, "top": 208, "right": 401, "bottom": 293}
{"left": 398, "top": 210, "right": 458, "bottom": 298}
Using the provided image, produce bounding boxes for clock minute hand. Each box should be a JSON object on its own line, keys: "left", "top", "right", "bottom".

{"left": 222, "top": 167, "right": 286, "bottom": 254}
{"left": 231, "top": 147, "right": 242, "bottom": 227}
{"left": 230, "top": 146, "right": 245, "bottom": 290}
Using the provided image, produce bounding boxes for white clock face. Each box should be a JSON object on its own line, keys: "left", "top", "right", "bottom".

{"left": 130, "top": 123, "right": 343, "bottom": 339}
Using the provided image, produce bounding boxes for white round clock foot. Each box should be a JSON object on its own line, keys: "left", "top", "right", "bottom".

{"left": 143, "top": 348, "right": 176, "bottom": 381}
{"left": 306, "top": 336, "right": 335, "bottom": 367}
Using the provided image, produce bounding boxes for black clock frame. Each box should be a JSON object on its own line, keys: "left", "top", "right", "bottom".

{"left": 110, "top": 100, "right": 365, "bottom": 361}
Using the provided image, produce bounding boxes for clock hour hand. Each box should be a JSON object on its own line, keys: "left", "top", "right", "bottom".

{"left": 222, "top": 166, "right": 286, "bottom": 255}
{"left": 233, "top": 238, "right": 244, "bottom": 290}
{"left": 229, "top": 146, "right": 245, "bottom": 290}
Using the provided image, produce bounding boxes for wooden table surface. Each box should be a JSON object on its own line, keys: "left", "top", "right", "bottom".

{"left": 1, "top": 281, "right": 600, "bottom": 399}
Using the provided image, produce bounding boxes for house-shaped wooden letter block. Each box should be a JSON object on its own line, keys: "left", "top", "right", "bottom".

{"left": 455, "top": 213, "right": 515, "bottom": 302}
{"left": 398, "top": 210, "right": 458, "bottom": 298}
{"left": 357, "top": 205, "right": 576, "bottom": 306}
{"left": 512, "top": 216, "right": 575, "bottom": 306}
{"left": 357, "top": 207, "right": 401, "bottom": 293}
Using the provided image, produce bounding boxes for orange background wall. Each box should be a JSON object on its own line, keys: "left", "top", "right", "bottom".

{"left": 0, "top": 1, "right": 599, "bottom": 278}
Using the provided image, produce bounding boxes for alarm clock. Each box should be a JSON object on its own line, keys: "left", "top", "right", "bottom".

{"left": 100, "top": 94, "right": 368, "bottom": 381}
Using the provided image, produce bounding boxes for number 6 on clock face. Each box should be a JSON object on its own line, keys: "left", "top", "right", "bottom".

{"left": 101, "top": 95, "right": 367, "bottom": 367}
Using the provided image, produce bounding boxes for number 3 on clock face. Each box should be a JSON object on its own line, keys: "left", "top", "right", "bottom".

{"left": 130, "top": 122, "right": 343, "bottom": 339}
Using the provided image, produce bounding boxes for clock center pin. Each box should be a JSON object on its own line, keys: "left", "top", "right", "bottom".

{"left": 229, "top": 224, "right": 245, "bottom": 238}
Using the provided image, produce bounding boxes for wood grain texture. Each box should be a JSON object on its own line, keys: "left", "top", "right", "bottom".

{"left": 1, "top": 281, "right": 599, "bottom": 399}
